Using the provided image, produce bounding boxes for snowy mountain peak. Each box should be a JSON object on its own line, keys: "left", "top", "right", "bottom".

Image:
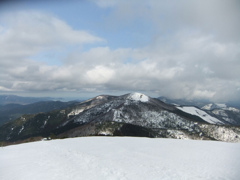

{"left": 127, "top": 93, "right": 149, "bottom": 102}
{"left": 96, "top": 95, "right": 104, "bottom": 99}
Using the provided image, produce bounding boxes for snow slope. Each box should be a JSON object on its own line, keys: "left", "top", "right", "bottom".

{"left": 1, "top": 137, "right": 240, "bottom": 180}
{"left": 177, "top": 106, "right": 223, "bottom": 124}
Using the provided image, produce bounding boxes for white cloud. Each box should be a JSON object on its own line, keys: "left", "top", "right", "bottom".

{"left": 86, "top": 66, "right": 115, "bottom": 84}
{"left": 193, "top": 90, "right": 216, "bottom": 99}
{"left": 0, "top": 2, "right": 240, "bottom": 102}
{"left": 0, "top": 11, "right": 103, "bottom": 61}
{"left": 0, "top": 86, "right": 12, "bottom": 92}
{"left": 0, "top": 11, "right": 104, "bottom": 92}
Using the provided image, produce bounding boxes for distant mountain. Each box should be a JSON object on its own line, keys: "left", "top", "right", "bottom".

{"left": 158, "top": 97, "right": 240, "bottom": 126}
{"left": 0, "top": 101, "right": 78, "bottom": 125}
{"left": 202, "top": 103, "right": 227, "bottom": 110}
{"left": 201, "top": 103, "right": 240, "bottom": 126}
{"left": 158, "top": 96, "right": 209, "bottom": 108}
{"left": 158, "top": 96, "right": 240, "bottom": 110}
{"left": 176, "top": 106, "right": 226, "bottom": 124}
{"left": 0, "top": 93, "right": 240, "bottom": 145}
{"left": 0, "top": 95, "right": 55, "bottom": 105}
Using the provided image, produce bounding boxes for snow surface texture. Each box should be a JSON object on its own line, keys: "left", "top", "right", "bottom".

{"left": 1, "top": 137, "right": 240, "bottom": 180}
{"left": 177, "top": 106, "right": 223, "bottom": 124}
{"left": 127, "top": 92, "right": 149, "bottom": 102}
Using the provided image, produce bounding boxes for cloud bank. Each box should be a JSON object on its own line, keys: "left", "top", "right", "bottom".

{"left": 0, "top": 1, "right": 240, "bottom": 102}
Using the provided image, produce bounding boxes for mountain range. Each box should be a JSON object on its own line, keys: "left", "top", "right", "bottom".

{"left": 0, "top": 95, "right": 57, "bottom": 105}
{"left": 0, "top": 92, "right": 240, "bottom": 145}
{"left": 0, "top": 101, "right": 78, "bottom": 125}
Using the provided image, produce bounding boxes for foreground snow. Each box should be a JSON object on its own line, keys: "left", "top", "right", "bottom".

{"left": 1, "top": 137, "right": 240, "bottom": 180}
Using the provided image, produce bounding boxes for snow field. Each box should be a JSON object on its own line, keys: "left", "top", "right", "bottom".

{"left": 1, "top": 137, "right": 240, "bottom": 180}
{"left": 177, "top": 106, "right": 223, "bottom": 124}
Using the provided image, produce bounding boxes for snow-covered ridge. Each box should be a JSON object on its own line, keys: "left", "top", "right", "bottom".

{"left": 177, "top": 106, "right": 223, "bottom": 124}
{"left": 202, "top": 103, "right": 240, "bottom": 113}
{"left": 202, "top": 103, "right": 227, "bottom": 111}
{"left": 67, "top": 95, "right": 109, "bottom": 118}
{"left": 202, "top": 104, "right": 213, "bottom": 110}
{"left": 67, "top": 108, "right": 85, "bottom": 118}
{"left": 127, "top": 92, "right": 149, "bottom": 102}
{"left": 224, "top": 107, "right": 240, "bottom": 112}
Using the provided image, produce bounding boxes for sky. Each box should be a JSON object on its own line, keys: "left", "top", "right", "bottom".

{"left": 0, "top": 0, "right": 239, "bottom": 102}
